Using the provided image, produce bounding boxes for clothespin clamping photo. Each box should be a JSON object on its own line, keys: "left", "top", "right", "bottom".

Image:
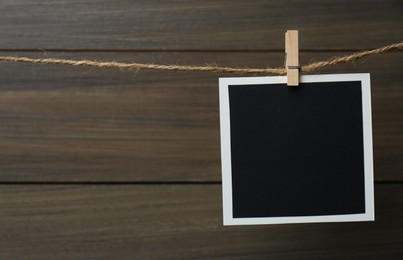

{"left": 285, "top": 30, "right": 299, "bottom": 86}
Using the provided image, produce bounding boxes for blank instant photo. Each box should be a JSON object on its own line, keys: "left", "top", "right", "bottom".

{"left": 219, "top": 74, "right": 374, "bottom": 225}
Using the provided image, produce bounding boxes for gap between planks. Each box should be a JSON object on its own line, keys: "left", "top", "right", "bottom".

{"left": 0, "top": 49, "right": 402, "bottom": 53}
{"left": 0, "top": 181, "right": 402, "bottom": 185}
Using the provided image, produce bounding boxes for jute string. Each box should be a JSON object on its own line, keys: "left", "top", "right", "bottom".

{"left": 0, "top": 41, "right": 402, "bottom": 74}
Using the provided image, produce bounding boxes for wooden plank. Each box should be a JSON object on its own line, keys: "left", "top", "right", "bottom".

{"left": 0, "top": 51, "right": 401, "bottom": 182}
{"left": 0, "top": 184, "right": 402, "bottom": 259}
{"left": 0, "top": 0, "right": 402, "bottom": 50}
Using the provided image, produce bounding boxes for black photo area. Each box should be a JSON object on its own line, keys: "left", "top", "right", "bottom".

{"left": 228, "top": 81, "right": 366, "bottom": 218}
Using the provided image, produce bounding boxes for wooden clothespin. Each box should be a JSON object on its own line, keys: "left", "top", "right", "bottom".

{"left": 285, "top": 30, "right": 299, "bottom": 86}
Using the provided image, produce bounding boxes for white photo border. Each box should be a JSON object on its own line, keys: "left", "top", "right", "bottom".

{"left": 219, "top": 73, "right": 374, "bottom": 225}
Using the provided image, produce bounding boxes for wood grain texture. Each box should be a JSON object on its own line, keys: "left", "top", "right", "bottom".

{"left": 1, "top": 0, "right": 402, "bottom": 259}
{"left": 0, "top": 184, "right": 402, "bottom": 259}
{"left": 0, "top": 0, "right": 402, "bottom": 50}
{"left": 0, "top": 51, "right": 402, "bottom": 182}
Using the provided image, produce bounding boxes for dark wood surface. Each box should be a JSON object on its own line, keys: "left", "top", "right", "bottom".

{"left": 0, "top": 1, "right": 402, "bottom": 259}
{"left": 1, "top": 184, "right": 403, "bottom": 259}
{"left": 0, "top": 52, "right": 402, "bottom": 182}
{"left": 0, "top": 0, "right": 402, "bottom": 50}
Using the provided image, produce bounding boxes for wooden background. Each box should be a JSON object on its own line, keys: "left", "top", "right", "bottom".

{"left": 0, "top": 0, "right": 402, "bottom": 259}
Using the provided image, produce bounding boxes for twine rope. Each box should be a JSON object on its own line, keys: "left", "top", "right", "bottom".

{"left": 0, "top": 41, "right": 402, "bottom": 74}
